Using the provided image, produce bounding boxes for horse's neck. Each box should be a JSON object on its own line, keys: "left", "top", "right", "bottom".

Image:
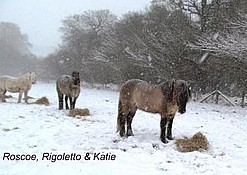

{"left": 20, "top": 74, "right": 32, "bottom": 86}
{"left": 70, "top": 82, "right": 80, "bottom": 89}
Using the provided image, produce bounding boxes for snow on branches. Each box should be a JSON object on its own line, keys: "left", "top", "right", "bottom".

{"left": 189, "top": 13, "right": 247, "bottom": 62}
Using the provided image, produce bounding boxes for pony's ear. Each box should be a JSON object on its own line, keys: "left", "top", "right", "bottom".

{"left": 162, "top": 80, "right": 175, "bottom": 102}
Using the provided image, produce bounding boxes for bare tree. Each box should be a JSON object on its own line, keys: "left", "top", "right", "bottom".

{"left": 168, "top": 0, "right": 212, "bottom": 32}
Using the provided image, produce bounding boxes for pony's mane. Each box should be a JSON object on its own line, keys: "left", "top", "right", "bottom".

{"left": 159, "top": 80, "right": 174, "bottom": 102}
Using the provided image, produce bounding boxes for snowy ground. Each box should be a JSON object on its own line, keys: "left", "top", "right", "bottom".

{"left": 0, "top": 82, "right": 247, "bottom": 175}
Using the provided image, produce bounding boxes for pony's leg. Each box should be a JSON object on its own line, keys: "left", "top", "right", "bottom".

{"left": 160, "top": 117, "right": 168, "bottom": 143}
{"left": 126, "top": 108, "right": 136, "bottom": 137}
{"left": 24, "top": 91, "right": 28, "bottom": 103}
{"left": 18, "top": 91, "right": 23, "bottom": 103}
{"left": 117, "top": 101, "right": 127, "bottom": 137}
{"left": 71, "top": 97, "right": 77, "bottom": 109}
{"left": 65, "top": 96, "right": 69, "bottom": 110}
{"left": 69, "top": 97, "right": 76, "bottom": 109}
{"left": 118, "top": 112, "right": 126, "bottom": 137}
{"left": 0, "top": 90, "right": 7, "bottom": 102}
{"left": 58, "top": 92, "right": 63, "bottom": 110}
{"left": 70, "top": 97, "right": 74, "bottom": 109}
{"left": 167, "top": 117, "right": 174, "bottom": 140}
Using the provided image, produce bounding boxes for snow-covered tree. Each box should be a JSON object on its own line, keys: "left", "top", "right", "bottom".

{"left": 190, "top": 13, "right": 247, "bottom": 61}
{"left": 98, "top": 4, "right": 200, "bottom": 82}
{"left": 0, "top": 22, "right": 36, "bottom": 75}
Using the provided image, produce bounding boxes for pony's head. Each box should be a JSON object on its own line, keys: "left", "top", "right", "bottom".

{"left": 71, "top": 71, "right": 80, "bottom": 86}
{"left": 25, "top": 72, "right": 37, "bottom": 84}
{"left": 30, "top": 72, "right": 37, "bottom": 84}
{"left": 174, "top": 80, "right": 191, "bottom": 114}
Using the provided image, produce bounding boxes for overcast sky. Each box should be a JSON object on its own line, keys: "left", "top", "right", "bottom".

{"left": 0, "top": 0, "right": 151, "bottom": 57}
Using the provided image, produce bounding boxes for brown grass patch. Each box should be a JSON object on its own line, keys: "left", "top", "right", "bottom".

{"left": 69, "top": 108, "right": 90, "bottom": 118}
{"left": 32, "top": 97, "right": 50, "bottom": 106}
{"left": 175, "top": 132, "right": 209, "bottom": 153}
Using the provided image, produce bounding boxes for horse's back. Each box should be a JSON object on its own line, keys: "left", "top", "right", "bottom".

{"left": 0, "top": 75, "right": 17, "bottom": 82}
{"left": 57, "top": 75, "right": 71, "bottom": 84}
{"left": 119, "top": 79, "right": 163, "bottom": 113}
{"left": 119, "top": 79, "right": 146, "bottom": 98}
{"left": 0, "top": 76, "right": 20, "bottom": 92}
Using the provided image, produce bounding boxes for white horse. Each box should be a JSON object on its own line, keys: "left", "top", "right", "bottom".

{"left": 0, "top": 72, "right": 37, "bottom": 103}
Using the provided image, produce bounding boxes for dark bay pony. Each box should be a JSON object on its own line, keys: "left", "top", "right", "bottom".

{"left": 116, "top": 79, "right": 191, "bottom": 143}
{"left": 56, "top": 71, "right": 80, "bottom": 110}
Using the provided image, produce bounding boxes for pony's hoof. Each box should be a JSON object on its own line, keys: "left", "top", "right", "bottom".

{"left": 161, "top": 138, "right": 168, "bottom": 144}
{"left": 119, "top": 131, "right": 126, "bottom": 137}
{"left": 126, "top": 131, "right": 134, "bottom": 137}
{"left": 167, "top": 136, "right": 174, "bottom": 140}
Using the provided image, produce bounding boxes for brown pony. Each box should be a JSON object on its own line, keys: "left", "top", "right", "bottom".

{"left": 56, "top": 71, "right": 80, "bottom": 110}
{"left": 116, "top": 79, "right": 191, "bottom": 143}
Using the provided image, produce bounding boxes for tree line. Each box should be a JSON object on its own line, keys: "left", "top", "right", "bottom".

{"left": 1, "top": 0, "right": 246, "bottom": 97}
{"left": 0, "top": 22, "right": 37, "bottom": 76}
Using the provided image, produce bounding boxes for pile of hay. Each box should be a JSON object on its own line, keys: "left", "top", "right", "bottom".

{"left": 31, "top": 97, "right": 50, "bottom": 106}
{"left": 69, "top": 108, "right": 90, "bottom": 118}
{"left": 175, "top": 132, "right": 209, "bottom": 153}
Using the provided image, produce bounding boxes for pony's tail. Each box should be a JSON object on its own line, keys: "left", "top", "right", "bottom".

{"left": 116, "top": 100, "right": 123, "bottom": 133}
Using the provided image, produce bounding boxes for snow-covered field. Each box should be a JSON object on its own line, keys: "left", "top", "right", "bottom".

{"left": 0, "top": 82, "right": 247, "bottom": 175}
